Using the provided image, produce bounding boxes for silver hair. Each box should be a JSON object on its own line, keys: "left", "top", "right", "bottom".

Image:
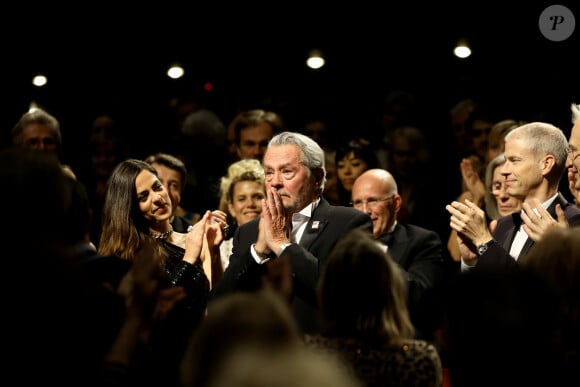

{"left": 268, "top": 131, "right": 326, "bottom": 194}
{"left": 571, "top": 103, "right": 580, "bottom": 124}
{"left": 505, "top": 122, "right": 569, "bottom": 181}
{"left": 12, "top": 107, "right": 62, "bottom": 146}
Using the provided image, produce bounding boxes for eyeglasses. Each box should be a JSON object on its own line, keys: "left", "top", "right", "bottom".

{"left": 567, "top": 146, "right": 580, "bottom": 162}
{"left": 490, "top": 181, "right": 509, "bottom": 193}
{"left": 350, "top": 195, "right": 395, "bottom": 209}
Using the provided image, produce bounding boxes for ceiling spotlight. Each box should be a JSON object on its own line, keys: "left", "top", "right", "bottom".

{"left": 306, "top": 49, "right": 325, "bottom": 70}
{"left": 32, "top": 74, "right": 48, "bottom": 87}
{"left": 453, "top": 39, "right": 472, "bottom": 59}
{"left": 167, "top": 63, "right": 185, "bottom": 79}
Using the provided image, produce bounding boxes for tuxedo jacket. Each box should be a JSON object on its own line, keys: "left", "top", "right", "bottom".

{"left": 377, "top": 223, "right": 447, "bottom": 340}
{"left": 210, "top": 197, "right": 373, "bottom": 334}
{"left": 478, "top": 192, "right": 580, "bottom": 269}
{"left": 377, "top": 223, "right": 447, "bottom": 308}
{"left": 171, "top": 215, "right": 193, "bottom": 233}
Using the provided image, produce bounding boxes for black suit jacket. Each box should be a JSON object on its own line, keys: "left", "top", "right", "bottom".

{"left": 210, "top": 197, "right": 373, "bottom": 334}
{"left": 377, "top": 223, "right": 447, "bottom": 339}
{"left": 171, "top": 215, "right": 193, "bottom": 233}
{"left": 378, "top": 223, "right": 446, "bottom": 308}
{"left": 478, "top": 192, "right": 580, "bottom": 269}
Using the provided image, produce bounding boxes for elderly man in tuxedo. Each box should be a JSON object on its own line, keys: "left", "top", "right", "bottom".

{"left": 210, "top": 131, "right": 372, "bottom": 334}
{"left": 446, "top": 121, "right": 580, "bottom": 270}
{"left": 351, "top": 168, "right": 448, "bottom": 340}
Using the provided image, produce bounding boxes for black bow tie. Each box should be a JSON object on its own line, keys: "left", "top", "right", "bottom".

{"left": 512, "top": 211, "right": 523, "bottom": 228}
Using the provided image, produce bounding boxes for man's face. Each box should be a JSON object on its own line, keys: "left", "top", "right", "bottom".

{"left": 351, "top": 173, "right": 398, "bottom": 239}
{"left": 501, "top": 136, "right": 544, "bottom": 200}
{"left": 237, "top": 123, "right": 274, "bottom": 160}
{"left": 20, "top": 124, "right": 58, "bottom": 155}
{"left": 263, "top": 144, "right": 317, "bottom": 214}
{"left": 566, "top": 118, "right": 580, "bottom": 191}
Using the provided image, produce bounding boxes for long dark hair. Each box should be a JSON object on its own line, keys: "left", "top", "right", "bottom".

{"left": 98, "top": 159, "right": 164, "bottom": 260}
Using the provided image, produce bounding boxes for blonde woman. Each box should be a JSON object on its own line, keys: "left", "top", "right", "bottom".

{"left": 217, "top": 158, "right": 265, "bottom": 272}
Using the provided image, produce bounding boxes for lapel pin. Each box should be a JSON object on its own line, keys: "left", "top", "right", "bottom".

{"left": 312, "top": 221, "right": 320, "bottom": 230}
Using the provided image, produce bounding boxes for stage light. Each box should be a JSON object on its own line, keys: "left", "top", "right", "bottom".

{"left": 453, "top": 39, "right": 472, "bottom": 59}
{"left": 306, "top": 49, "right": 325, "bottom": 70}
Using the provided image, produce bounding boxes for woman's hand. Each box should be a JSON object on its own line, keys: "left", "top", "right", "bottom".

{"left": 183, "top": 210, "right": 211, "bottom": 264}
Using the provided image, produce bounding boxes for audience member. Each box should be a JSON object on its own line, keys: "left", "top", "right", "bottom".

{"left": 322, "top": 148, "right": 340, "bottom": 205}
{"left": 301, "top": 112, "right": 336, "bottom": 151}
{"left": 0, "top": 148, "right": 170, "bottom": 387}
{"left": 445, "top": 116, "right": 522, "bottom": 261}
{"left": 334, "top": 137, "right": 379, "bottom": 206}
{"left": 447, "top": 153, "right": 523, "bottom": 261}
{"left": 144, "top": 152, "right": 200, "bottom": 232}
{"left": 210, "top": 131, "right": 373, "bottom": 334}
{"left": 372, "top": 90, "right": 420, "bottom": 169}
{"left": 446, "top": 122, "right": 580, "bottom": 270}
{"left": 566, "top": 102, "right": 580, "bottom": 205}
{"left": 79, "top": 117, "right": 128, "bottom": 247}
{"left": 453, "top": 118, "right": 520, "bottom": 215}
{"left": 483, "top": 153, "right": 523, "bottom": 223}
{"left": 304, "top": 228, "right": 443, "bottom": 387}
{"left": 486, "top": 119, "right": 524, "bottom": 163}
{"left": 216, "top": 158, "right": 265, "bottom": 272}
{"left": 443, "top": 265, "right": 559, "bottom": 387}
{"left": 97, "top": 158, "right": 227, "bottom": 387}
{"left": 386, "top": 125, "right": 449, "bottom": 245}
{"left": 181, "top": 288, "right": 303, "bottom": 387}
{"left": 448, "top": 97, "right": 476, "bottom": 158}
{"left": 351, "top": 168, "right": 448, "bottom": 341}
{"left": 208, "top": 346, "right": 363, "bottom": 387}
{"left": 518, "top": 228, "right": 580, "bottom": 383}
{"left": 464, "top": 104, "right": 496, "bottom": 163}
{"left": 101, "top": 240, "right": 186, "bottom": 387}
{"left": 227, "top": 108, "right": 284, "bottom": 162}
{"left": 11, "top": 105, "right": 76, "bottom": 178}
{"left": 179, "top": 108, "right": 229, "bottom": 215}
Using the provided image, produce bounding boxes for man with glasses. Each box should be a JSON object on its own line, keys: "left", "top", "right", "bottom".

{"left": 351, "top": 168, "right": 448, "bottom": 341}
{"left": 566, "top": 102, "right": 580, "bottom": 206}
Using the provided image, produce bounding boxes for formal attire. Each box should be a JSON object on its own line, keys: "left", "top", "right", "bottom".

{"left": 210, "top": 197, "right": 373, "bottom": 334}
{"left": 170, "top": 214, "right": 193, "bottom": 233}
{"left": 377, "top": 222, "right": 447, "bottom": 340}
{"left": 476, "top": 192, "right": 580, "bottom": 269}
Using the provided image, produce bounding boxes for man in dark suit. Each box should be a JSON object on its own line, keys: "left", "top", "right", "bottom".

{"left": 210, "top": 131, "right": 373, "bottom": 334}
{"left": 447, "top": 121, "right": 580, "bottom": 270}
{"left": 351, "top": 168, "right": 448, "bottom": 340}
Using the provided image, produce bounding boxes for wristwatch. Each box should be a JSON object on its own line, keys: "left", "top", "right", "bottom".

{"left": 476, "top": 240, "right": 494, "bottom": 256}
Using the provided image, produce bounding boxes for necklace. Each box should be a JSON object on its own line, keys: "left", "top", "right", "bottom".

{"left": 150, "top": 225, "right": 173, "bottom": 239}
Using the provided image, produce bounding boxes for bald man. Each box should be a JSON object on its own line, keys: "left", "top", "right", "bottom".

{"left": 351, "top": 168, "right": 448, "bottom": 340}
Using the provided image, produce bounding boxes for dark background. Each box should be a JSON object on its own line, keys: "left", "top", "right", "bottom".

{"left": 3, "top": 2, "right": 578, "bottom": 153}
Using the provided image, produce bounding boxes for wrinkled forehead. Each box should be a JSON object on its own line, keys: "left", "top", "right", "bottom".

{"left": 22, "top": 123, "right": 58, "bottom": 139}
{"left": 264, "top": 144, "right": 302, "bottom": 166}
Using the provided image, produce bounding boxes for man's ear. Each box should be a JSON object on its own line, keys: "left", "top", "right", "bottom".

{"left": 540, "top": 155, "right": 556, "bottom": 176}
